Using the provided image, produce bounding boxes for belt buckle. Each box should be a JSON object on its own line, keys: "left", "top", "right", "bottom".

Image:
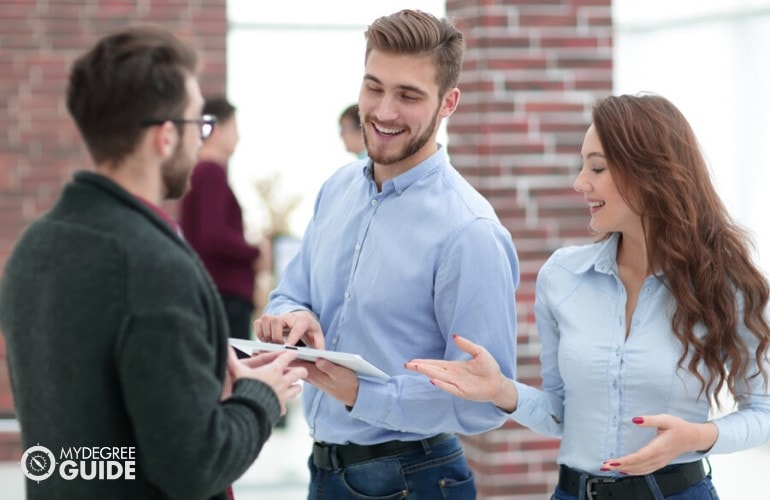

{"left": 586, "top": 476, "right": 616, "bottom": 500}
{"left": 313, "top": 442, "right": 339, "bottom": 470}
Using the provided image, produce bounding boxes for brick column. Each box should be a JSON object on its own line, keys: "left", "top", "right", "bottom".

{"left": 0, "top": 0, "right": 228, "bottom": 460}
{"left": 445, "top": 1, "right": 612, "bottom": 497}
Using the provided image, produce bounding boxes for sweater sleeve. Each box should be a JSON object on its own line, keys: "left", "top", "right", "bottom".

{"left": 115, "top": 307, "right": 279, "bottom": 499}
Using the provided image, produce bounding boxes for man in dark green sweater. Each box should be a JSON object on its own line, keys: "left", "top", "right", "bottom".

{"left": 0, "top": 26, "right": 306, "bottom": 499}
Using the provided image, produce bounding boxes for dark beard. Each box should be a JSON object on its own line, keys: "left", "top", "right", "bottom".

{"left": 161, "top": 139, "right": 193, "bottom": 200}
{"left": 363, "top": 106, "right": 439, "bottom": 166}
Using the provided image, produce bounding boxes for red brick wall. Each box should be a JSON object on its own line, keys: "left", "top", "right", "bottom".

{"left": 446, "top": 1, "right": 613, "bottom": 498}
{"left": 0, "top": 0, "right": 228, "bottom": 460}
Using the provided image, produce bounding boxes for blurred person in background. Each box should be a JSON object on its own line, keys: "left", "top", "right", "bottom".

{"left": 180, "top": 96, "right": 264, "bottom": 341}
{"left": 338, "top": 103, "right": 367, "bottom": 159}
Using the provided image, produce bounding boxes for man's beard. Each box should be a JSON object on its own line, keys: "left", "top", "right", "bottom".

{"left": 161, "top": 140, "right": 193, "bottom": 200}
{"left": 363, "top": 107, "right": 439, "bottom": 166}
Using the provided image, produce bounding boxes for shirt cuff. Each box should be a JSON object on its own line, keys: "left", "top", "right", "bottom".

{"left": 347, "top": 377, "right": 388, "bottom": 424}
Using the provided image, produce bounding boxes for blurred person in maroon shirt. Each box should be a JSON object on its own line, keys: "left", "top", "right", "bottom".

{"left": 180, "top": 97, "right": 262, "bottom": 340}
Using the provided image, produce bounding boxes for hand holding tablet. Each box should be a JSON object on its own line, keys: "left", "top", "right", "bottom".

{"left": 229, "top": 338, "right": 390, "bottom": 380}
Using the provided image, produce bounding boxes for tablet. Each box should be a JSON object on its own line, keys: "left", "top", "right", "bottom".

{"left": 228, "top": 338, "right": 390, "bottom": 380}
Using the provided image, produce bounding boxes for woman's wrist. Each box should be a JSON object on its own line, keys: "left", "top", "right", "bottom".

{"left": 493, "top": 376, "right": 518, "bottom": 413}
{"left": 694, "top": 421, "right": 718, "bottom": 453}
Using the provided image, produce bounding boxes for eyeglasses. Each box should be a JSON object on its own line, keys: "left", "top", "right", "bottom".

{"left": 141, "top": 114, "right": 217, "bottom": 140}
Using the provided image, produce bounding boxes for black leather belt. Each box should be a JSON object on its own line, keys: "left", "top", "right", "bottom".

{"left": 312, "top": 433, "right": 452, "bottom": 470}
{"left": 558, "top": 461, "right": 706, "bottom": 500}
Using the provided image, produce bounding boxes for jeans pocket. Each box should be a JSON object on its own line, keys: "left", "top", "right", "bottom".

{"left": 438, "top": 471, "right": 476, "bottom": 500}
{"left": 404, "top": 446, "right": 476, "bottom": 499}
{"left": 341, "top": 458, "right": 408, "bottom": 499}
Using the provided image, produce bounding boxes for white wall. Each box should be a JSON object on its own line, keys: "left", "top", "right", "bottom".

{"left": 614, "top": 0, "right": 770, "bottom": 273}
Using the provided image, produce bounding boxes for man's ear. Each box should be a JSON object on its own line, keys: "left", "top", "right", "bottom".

{"left": 439, "top": 88, "right": 461, "bottom": 119}
{"left": 151, "top": 121, "right": 178, "bottom": 158}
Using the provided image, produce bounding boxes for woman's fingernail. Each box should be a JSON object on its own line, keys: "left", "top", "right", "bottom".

{"left": 632, "top": 417, "right": 644, "bottom": 424}
{"left": 609, "top": 462, "right": 621, "bottom": 466}
{"left": 599, "top": 467, "right": 610, "bottom": 472}
{"left": 430, "top": 380, "right": 436, "bottom": 386}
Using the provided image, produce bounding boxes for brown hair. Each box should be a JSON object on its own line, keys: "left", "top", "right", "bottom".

{"left": 592, "top": 93, "right": 770, "bottom": 406}
{"left": 66, "top": 25, "right": 199, "bottom": 165}
{"left": 339, "top": 104, "right": 361, "bottom": 129}
{"left": 203, "top": 96, "right": 236, "bottom": 125}
{"left": 364, "top": 9, "right": 465, "bottom": 98}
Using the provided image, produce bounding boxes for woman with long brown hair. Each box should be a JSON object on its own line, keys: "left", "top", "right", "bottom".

{"left": 407, "top": 94, "right": 770, "bottom": 499}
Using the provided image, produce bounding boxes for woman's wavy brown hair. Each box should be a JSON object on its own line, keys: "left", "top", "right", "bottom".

{"left": 592, "top": 93, "right": 769, "bottom": 406}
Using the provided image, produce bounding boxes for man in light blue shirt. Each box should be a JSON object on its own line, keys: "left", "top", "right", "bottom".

{"left": 255, "top": 9, "right": 519, "bottom": 499}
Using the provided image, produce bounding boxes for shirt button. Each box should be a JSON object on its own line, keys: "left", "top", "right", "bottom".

{"left": 371, "top": 199, "right": 377, "bottom": 206}
{"left": 345, "top": 291, "right": 351, "bottom": 299}
{"left": 646, "top": 287, "right": 652, "bottom": 294}
{"left": 615, "top": 347, "right": 621, "bottom": 356}
{"left": 355, "top": 244, "right": 361, "bottom": 252}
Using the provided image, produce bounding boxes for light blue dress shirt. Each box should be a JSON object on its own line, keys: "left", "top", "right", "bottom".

{"left": 266, "top": 146, "right": 520, "bottom": 445}
{"left": 512, "top": 233, "right": 770, "bottom": 474}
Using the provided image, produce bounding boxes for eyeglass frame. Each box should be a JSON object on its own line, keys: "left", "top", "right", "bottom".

{"left": 141, "top": 114, "right": 217, "bottom": 140}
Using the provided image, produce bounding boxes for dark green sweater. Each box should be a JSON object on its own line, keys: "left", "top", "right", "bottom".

{"left": 0, "top": 171, "right": 280, "bottom": 499}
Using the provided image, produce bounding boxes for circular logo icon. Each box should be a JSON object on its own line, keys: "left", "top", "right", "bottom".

{"left": 21, "top": 445, "right": 56, "bottom": 482}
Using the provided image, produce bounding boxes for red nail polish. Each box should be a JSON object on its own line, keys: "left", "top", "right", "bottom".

{"left": 610, "top": 462, "right": 621, "bottom": 466}
{"left": 599, "top": 467, "right": 610, "bottom": 472}
{"left": 632, "top": 417, "right": 644, "bottom": 424}
{"left": 430, "top": 380, "right": 436, "bottom": 385}
{"left": 452, "top": 334, "right": 458, "bottom": 339}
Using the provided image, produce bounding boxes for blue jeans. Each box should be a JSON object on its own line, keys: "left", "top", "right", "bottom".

{"left": 307, "top": 435, "right": 475, "bottom": 499}
{"left": 550, "top": 471, "right": 719, "bottom": 500}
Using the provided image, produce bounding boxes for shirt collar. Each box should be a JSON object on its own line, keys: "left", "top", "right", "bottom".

{"left": 362, "top": 145, "right": 446, "bottom": 194}
{"left": 133, "top": 194, "right": 182, "bottom": 236}
{"left": 73, "top": 170, "right": 188, "bottom": 247}
{"left": 574, "top": 233, "right": 665, "bottom": 280}
{"left": 575, "top": 232, "right": 620, "bottom": 275}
